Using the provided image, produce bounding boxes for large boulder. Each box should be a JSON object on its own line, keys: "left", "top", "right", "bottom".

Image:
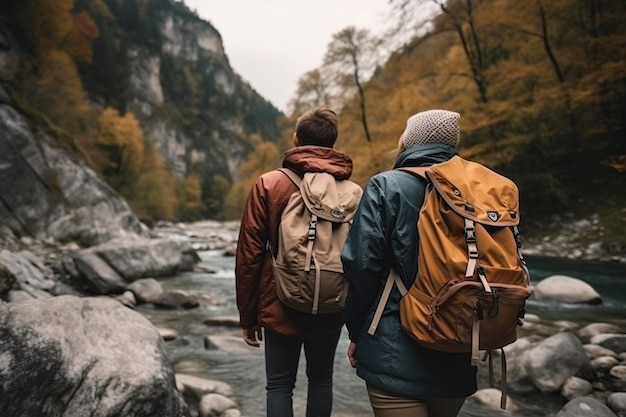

{"left": 62, "top": 238, "right": 199, "bottom": 295}
{"left": 556, "top": 397, "right": 618, "bottom": 417}
{"left": 518, "top": 331, "right": 594, "bottom": 392}
{"left": 0, "top": 295, "right": 190, "bottom": 417}
{"left": 533, "top": 275, "right": 602, "bottom": 304}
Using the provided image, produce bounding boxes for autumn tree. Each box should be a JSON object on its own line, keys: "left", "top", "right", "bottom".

{"left": 223, "top": 141, "right": 281, "bottom": 218}
{"left": 94, "top": 107, "right": 145, "bottom": 191}
{"left": 288, "top": 68, "right": 334, "bottom": 116}
{"left": 323, "top": 27, "right": 382, "bottom": 142}
{"left": 131, "top": 143, "right": 180, "bottom": 222}
{"left": 62, "top": 11, "right": 100, "bottom": 63}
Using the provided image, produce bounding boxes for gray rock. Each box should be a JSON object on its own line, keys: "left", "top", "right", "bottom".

{"left": 157, "top": 327, "right": 179, "bottom": 341}
{"left": 591, "top": 334, "right": 626, "bottom": 354}
{"left": 84, "top": 238, "right": 197, "bottom": 281}
{"left": 65, "top": 239, "right": 199, "bottom": 296}
{"left": 561, "top": 376, "right": 593, "bottom": 400}
{"left": 609, "top": 365, "right": 626, "bottom": 391}
{"left": 175, "top": 373, "right": 233, "bottom": 398}
{"left": 115, "top": 290, "right": 137, "bottom": 308}
{"left": 204, "top": 335, "right": 254, "bottom": 352}
{"left": 607, "top": 392, "right": 626, "bottom": 417}
{"left": 578, "top": 323, "right": 622, "bottom": 342}
{"left": 0, "top": 250, "right": 55, "bottom": 299}
{"left": 584, "top": 344, "right": 618, "bottom": 359}
{"left": 0, "top": 262, "right": 15, "bottom": 295}
{"left": 466, "top": 388, "right": 514, "bottom": 410}
{"left": 534, "top": 275, "right": 602, "bottom": 304}
{"left": 198, "top": 393, "right": 238, "bottom": 417}
{"left": 520, "top": 331, "right": 594, "bottom": 392}
{"left": 7, "top": 289, "right": 35, "bottom": 303}
{"left": 0, "top": 295, "right": 190, "bottom": 417}
{"left": 592, "top": 356, "right": 620, "bottom": 376}
{"left": 556, "top": 397, "right": 618, "bottom": 417}
{"left": 203, "top": 316, "right": 241, "bottom": 328}
{"left": 127, "top": 278, "right": 164, "bottom": 303}
{"left": 155, "top": 289, "right": 200, "bottom": 309}
{"left": 73, "top": 251, "right": 127, "bottom": 294}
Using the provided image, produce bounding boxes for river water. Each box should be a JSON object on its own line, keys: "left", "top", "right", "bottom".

{"left": 140, "top": 225, "right": 626, "bottom": 417}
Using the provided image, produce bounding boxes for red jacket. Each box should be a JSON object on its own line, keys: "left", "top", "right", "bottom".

{"left": 235, "top": 145, "right": 354, "bottom": 337}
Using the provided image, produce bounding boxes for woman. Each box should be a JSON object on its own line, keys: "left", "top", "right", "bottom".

{"left": 341, "top": 109, "right": 477, "bottom": 417}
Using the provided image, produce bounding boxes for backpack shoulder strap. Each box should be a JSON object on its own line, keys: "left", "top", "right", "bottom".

{"left": 397, "top": 166, "right": 429, "bottom": 180}
{"left": 278, "top": 167, "right": 302, "bottom": 189}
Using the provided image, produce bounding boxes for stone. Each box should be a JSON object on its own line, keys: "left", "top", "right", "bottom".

{"left": 584, "top": 344, "right": 617, "bottom": 359}
{"left": 556, "top": 396, "right": 618, "bottom": 417}
{"left": 534, "top": 275, "right": 602, "bottom": 304}
{"left": 607, "top": 392, "right": 626, "bottom": 417}
{"left": 591, "top": 334, "right": 626, "bottom": 354}
{"left": 578, "top": 323, "right": 622, "bottom": 342}
{"left": 127, "top": 278, "right": 164, "bottom": 303}
{"left": 0, "top": 295, "right": 190, "bottom": 417}
{"left": 592, "top": 356, "right": 620, "bottom": 376}
{"left": 204, "top": 335, "right": 254, "bottom": 352}
{"left": 175, "top": 373, "right": 233, "bottom": 399}
{"left": 561, "top": 376, "right": 593, "bottom": 400}
{"left": 198, "top": 393, "right": 238, "bottom": 417}
{"left": 520, "top": 331, "right": 594, "bottom": 392}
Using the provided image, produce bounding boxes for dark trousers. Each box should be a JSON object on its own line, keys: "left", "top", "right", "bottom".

{"left": 264, "top": 328, "right": 341, "bottom": 417}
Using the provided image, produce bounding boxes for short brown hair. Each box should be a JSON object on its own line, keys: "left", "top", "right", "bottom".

{"left": 295, "top": 107, "right": 338, "bottom": 148}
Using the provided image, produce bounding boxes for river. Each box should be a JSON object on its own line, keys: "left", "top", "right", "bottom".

{"left": 140, "top": 225, "right": 626, "bottom": 417}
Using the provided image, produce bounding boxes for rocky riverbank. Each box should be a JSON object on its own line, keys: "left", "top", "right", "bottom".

{"left": 523, "top": 212, "right": 626, "bottom": 263}
{"left": 1, "top": 220, "right": 626, "bottom": 417}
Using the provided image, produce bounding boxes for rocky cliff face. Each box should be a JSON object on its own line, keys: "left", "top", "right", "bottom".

{"left": 104, "top": 2, "right": 280, "bottom": 180}
{"left": 139, "top": 11, "right": 240, "bottom": 177}
{"left": 0, "top": 86, "right": 148, "bottom": 247}
{"left": 0, "top": 0, "right": 281, "bottom": 246}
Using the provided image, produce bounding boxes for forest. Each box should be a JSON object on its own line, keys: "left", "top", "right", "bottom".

{"left": 0, "top": 0, "right": 624, "bottom": 248}
{"left": 232, "top": 0, "right": 626, "bottom": 247}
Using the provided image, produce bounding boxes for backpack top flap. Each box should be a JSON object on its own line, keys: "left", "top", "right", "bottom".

{"left": 426, "top": 156, "right": 520, "bottom": 227}
{"left": 300, "top": 172, "right": 362, "bottom": 223}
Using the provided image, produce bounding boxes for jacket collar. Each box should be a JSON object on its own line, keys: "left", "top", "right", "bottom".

{"left": 393, "top": 144, "right": 457, "bottom": 169}
{"left": 283, "top": 146, "right": 354, "bottom": 180}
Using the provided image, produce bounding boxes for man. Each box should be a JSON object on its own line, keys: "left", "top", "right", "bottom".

{"left": 235, "top": 107, "right": 354, "bottom": 417}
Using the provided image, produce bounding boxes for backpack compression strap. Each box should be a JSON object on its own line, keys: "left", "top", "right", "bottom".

{"left": 367, "top": 269, "right": 408, "bottom": 335}
{"left": 279, "top": 168, "right": 324, "bottom": 314}
{"left": 366, "top": 166, "right": 429, "bottom": 335}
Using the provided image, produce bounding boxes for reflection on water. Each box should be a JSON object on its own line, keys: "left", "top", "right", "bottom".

{"left": 143, "top": 251, "right": 626, "bottom": 417}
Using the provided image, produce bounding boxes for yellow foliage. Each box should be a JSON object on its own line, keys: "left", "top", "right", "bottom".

{"left": 63, "top": 12, "right": 100, "bottom": 63}
{"left": 95, "top": 107, "right": 144, "bottom": 182}
{"left": 13, "top": 0, "right": 74, "bottom": 57}
{"left": 238, "top": 142, "right": 281, "bottom": 180}
{"left": 30, "top": 50, "right": 96, "bottom": 137}
{"left": 220, "top": 141, "right": 282, "bottom": 219}
{"left": 182, "top": 173, "right": 202, "bottom": 213}
{"left": 132, "top": 168, "right": 179, "bottom": 221}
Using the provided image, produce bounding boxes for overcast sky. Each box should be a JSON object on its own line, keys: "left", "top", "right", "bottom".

{"left": 182, "top": 0, "right": 391, "bottom": 113}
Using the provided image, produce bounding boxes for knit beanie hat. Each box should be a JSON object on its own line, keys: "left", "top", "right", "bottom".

{"left": 400, "top": 109, "right": 460, "bottom": 149}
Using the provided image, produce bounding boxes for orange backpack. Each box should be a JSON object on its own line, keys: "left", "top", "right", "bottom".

{"left": 272, "top": 168, "right": 363, "bottom": 314}
{"left": 368, "top": 156, "right": 531, "bottom": 408}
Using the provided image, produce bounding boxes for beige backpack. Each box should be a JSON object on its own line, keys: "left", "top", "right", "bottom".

{"left": 272, "top": 168, "right": 363, "bottom": 314}
{"left": 368, "top": 156, "right": 531, "bottom": 408}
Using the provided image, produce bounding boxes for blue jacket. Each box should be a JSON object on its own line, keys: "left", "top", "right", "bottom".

{"left": 342, "top": 143, "right": 477, "bottom": 398}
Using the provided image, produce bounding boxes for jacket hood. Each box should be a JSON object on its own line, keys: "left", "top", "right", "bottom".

{"left": 283, "top": 146, "right": 353, "bottom": 180}
{"left": 393, "top": 143, "right": 457, "bottom": 169}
